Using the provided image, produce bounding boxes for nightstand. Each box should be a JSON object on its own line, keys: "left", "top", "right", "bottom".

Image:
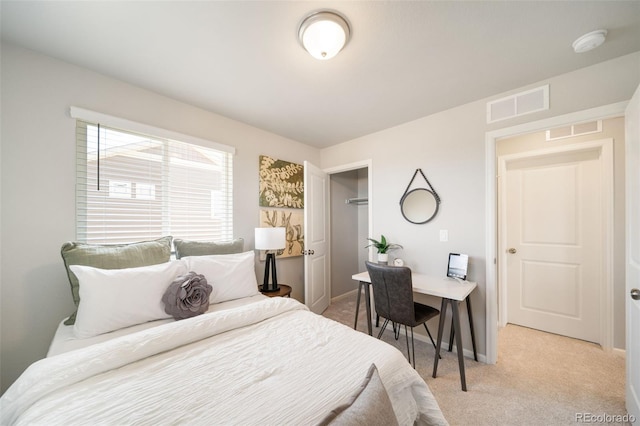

{"left": 260, "top": 284, "right": 292, "bottom": 298}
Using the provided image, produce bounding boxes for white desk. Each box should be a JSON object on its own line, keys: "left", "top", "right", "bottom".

{"left": 351, "top": 271, "right": 478, "bottom": 391}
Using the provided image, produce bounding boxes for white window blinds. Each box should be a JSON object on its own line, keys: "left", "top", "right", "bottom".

{"left": 75, "top": 117, "right": 233, "bottom": 244}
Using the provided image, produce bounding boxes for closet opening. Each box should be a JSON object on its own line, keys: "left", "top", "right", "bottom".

{"left": 328, "top": 165, "right": 370, "bottom": 301}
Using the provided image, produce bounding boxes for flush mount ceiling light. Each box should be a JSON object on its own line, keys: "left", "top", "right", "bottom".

{"left": 298, "top": 10, "right": 350, "bottom": 60}
{"left": 572, "top": 29, "right": 607, "bottom": 53}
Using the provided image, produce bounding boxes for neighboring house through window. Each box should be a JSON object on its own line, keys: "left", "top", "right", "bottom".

{"left": 72, "top": 107, "right": 234, "bottom": 245}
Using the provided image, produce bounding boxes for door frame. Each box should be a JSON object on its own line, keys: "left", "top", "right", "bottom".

{"left": 323, "top": 159, "right": 374, "bottom": 262}
{"left": 484, "top": 101, "right": 627, "bottom": 364}
{"left": 497, "top": 139, "right": 614, "bottom": 340}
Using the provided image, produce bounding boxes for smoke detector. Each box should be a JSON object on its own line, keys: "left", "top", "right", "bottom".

{"left": 572, "top": 30, "right": 607, "bottom": 53}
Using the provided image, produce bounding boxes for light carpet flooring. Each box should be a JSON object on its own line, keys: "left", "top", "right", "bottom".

{"left": 322, "top": 291, "right": 627, "bottom": 426}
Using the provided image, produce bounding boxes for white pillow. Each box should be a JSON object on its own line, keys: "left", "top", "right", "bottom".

{"left": 183, "top": 251, "right": 260, "bottom": 304}
{"left": 71, "top": 260, "right": 187, "bottom": 339}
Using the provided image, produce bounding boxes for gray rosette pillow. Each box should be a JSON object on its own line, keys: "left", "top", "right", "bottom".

{"left": 162, "top": 272, "right": 213, "bottom": 320}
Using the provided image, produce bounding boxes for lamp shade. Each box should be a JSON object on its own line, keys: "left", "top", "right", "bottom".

{"left": 298, "top": 11, "right": 350, "bottom": 60}
{"left": 255, "top": 227, "right": 286, "bottom": 250}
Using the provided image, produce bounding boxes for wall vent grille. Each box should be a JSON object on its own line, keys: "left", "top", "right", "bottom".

{"left": 487, "top": 85, "right": 549, "bottom": 123}
{"left": 546, "top": 120, "right": 602, "bottom": 141}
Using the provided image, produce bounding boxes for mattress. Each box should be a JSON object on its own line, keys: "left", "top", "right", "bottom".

{"left": 47, "top": 294, "right": 267, "bottom": 357}
{"left": 3, "top": 297, "right": 447, "bottom": 426}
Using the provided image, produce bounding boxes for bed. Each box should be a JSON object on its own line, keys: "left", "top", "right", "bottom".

{"left": 1, "top": 237, "right": 447, "bottom": 425}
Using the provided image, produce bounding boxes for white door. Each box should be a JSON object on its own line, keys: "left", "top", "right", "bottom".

{"left": 625, "top": 86, "right": 640, "bottom": 420}
{"left": 304, "top": 161, "right": 330, "bottom": 314}
{"left": 505, "top": 143, "right": 609, "bottom": 343}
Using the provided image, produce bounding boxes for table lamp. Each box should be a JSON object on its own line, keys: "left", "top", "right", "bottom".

{"left": 255, "top": 227, "right": 286, "bottom": 292}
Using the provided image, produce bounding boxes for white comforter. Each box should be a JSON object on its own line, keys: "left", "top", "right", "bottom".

{"left": 1, "top": 297, "right": 447, "bottom": 425}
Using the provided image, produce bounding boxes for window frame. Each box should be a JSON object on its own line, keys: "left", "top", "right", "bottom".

{"left": 71, "top": 107, "right": 235, "bottom": 244}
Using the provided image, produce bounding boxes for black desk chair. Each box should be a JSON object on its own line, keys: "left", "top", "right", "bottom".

{"left": 365, "top": 261, "right": 439, "bottom": 368}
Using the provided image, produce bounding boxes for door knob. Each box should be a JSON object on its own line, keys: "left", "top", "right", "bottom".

{"left": 508, "top": 248, "right": 517, "bottom": 254}
{"left": 632, "top": 288, "right": 640, "bottom": 301}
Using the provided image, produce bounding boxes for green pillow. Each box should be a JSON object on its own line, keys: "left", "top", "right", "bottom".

{"left": 173, "top": 238, "right": 244, "bottom": 259}
{"left": 60, "top": 236, "right": 173, "bottom": 325}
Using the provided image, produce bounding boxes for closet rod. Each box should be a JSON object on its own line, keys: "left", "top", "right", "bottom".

{"left": 345, "top": 197, "right": 368, "bottom": 205}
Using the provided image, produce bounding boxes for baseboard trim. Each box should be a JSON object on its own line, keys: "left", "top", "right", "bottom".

{"left": 333, "top": 290, "right": 487, "bottom": 363}
{"left": 331, "top": 289, "right": 358, "bottom": 303}
{"left": 611, "top": 347, "right": 626, "bottom": 358}
{"left": 379, "top": 324, "right": 487, "bottom": 363}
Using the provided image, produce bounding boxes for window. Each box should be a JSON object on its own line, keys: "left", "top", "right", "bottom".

{"left": 74, "top": 110, "right": 233, "bottom": 244}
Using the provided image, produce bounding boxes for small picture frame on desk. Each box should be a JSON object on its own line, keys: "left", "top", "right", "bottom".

{"left": 447, "top": 253, "right": 468, "bottom": 280}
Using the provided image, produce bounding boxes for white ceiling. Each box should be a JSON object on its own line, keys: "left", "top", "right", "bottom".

{"left": 2, "top": 1, "right": 639, "bottom": 148}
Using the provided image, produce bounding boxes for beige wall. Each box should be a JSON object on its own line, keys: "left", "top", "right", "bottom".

{"left": 496, "top": 117, "right": 627, "bottom": 348}
{"left": 320, "top": 53, "right": 640, "bottom": 357}
{"left": 1, "top": 40, "right": 638, "bottom": 393}
{"left": 0, "top": 42, "right": 319, "bottom": 392}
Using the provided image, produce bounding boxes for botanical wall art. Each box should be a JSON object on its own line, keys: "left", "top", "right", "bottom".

{"left": 260, "top": 209, "right": 304, "bottom": 258}
{"left": 258, "top": 155, "right": 305, "bottom": 258}
{"left": 259, "top": 155, "right": 304, "bottom": 208}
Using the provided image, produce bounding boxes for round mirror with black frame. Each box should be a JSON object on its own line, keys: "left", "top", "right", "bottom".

{"left": 400, "top": 188, "right": 439, "bottom": 224}
{"left": 399, "top": 168, "right": 441, "bottom": 224}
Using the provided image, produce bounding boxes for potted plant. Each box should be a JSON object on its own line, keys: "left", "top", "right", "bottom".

{"left": 365, "top": 235, "right": 402, "bottom": 264}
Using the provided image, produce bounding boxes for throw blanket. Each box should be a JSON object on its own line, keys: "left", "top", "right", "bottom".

{"left": 1, "top": 297, "right": 447, "bottom": 425}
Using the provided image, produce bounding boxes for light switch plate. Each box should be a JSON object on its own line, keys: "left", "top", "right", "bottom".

{"left": 439, "top": 230, "right": 448, "bottom": 242}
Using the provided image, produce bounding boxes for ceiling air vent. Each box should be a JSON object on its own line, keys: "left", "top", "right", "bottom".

{"left": 546, "top": 120, "right": 602, "bottom": 141}
{"left": 487, "top": 85, "right": 549, "bottom": 123}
